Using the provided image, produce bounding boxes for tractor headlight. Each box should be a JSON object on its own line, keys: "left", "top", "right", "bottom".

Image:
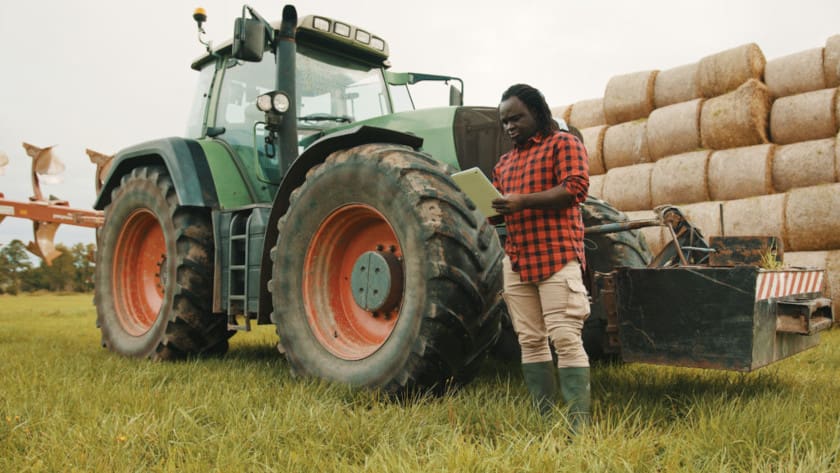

{"left": 256, "top": 91, "right": 291, "bottom": 113}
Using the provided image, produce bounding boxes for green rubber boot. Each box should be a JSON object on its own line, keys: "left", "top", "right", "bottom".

{"left": 557, "top": 367, "right": 591, "bottom": 433}
{"left": 521, "top": 361, "right": 557, "bottom": 418}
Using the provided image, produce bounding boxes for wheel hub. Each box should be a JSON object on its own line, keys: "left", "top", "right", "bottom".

{"left": 350, "top": 250, "right": 403, "bottom": 313}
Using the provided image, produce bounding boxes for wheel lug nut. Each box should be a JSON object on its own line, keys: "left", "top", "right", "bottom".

{"left": 376, "top": 244, "right": 384, "bottom": 251}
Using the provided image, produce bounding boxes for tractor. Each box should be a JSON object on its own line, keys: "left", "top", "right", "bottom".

{"left": 91, "top": 4, "right": 832, "bottom": 394}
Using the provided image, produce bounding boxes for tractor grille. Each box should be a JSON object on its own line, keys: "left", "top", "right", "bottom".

{"left": 453, "top": 107, "right": 512, "bottom": 176}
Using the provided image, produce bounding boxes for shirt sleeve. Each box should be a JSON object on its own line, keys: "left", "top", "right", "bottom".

{"left": 554, "top": 134, "right": 589, "bottom": 204}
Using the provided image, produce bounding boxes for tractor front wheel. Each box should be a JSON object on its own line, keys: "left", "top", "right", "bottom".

{"left": 270, "top": 144, "right": 504, "bottom": 394}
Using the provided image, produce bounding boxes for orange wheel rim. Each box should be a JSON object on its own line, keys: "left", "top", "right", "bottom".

{"left": 112, "top": 209, "right": 166, "bottom": 336}
{"left": 303, "top": 204, "right": 403, "bottom": 360}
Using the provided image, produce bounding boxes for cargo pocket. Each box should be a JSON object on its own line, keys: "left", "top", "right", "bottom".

{"left": 566, "top": 278, "right": 591, "bottom": 319}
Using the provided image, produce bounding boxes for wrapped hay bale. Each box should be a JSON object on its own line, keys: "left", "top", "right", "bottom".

{"left": 698, "top": 43, "right": 766, "bottom": 98}
{"left": 700, "top": 79, "right": 771, "bottom": 149}
{"left": 764, "top": 47, "right": 827, "bottom": 98}
{"left": 708, "top": 144, "right": 775, "bottom": 201}
{"left": 647, "top": 99, "right": 703, "bottom": 160}
{"left": 581, "top": 125, "right": 607, "bottom": 175}
{"left": 772, "top": 138, "right": 836, "bottom": 193}
{"left": 551, "top": 104, "right": 572, "bottom": 123}
{"left": 824, "top": 35, "right": 840, "bottom": 88}
{"left": 679, "top": 201, "right": 723, "bottom": 238}
{"left": 569, "top": 98, "right": 606, "bottom": 128}
{"left": 654, "top": 62, "right": 700, "bottom": 108}
{"left": 785, "top": 183, "right": 840, "bottom": 251}
{"left": 625, "top": 209, "right": 666, "bottom": 255}
{"left": 827, "top": 252, "right": 840, "bottom": 316}
{"left": 722, "top": 194, "right": 787, "bottom": 247}
{"left": 602, "top": 163, "right": 654, "bottom": 211}
{"left": 769, "top": 88, "right": 838, "bottom": 145}
{"left": 604, "top": 70, "right": 658, "bottom": 125}
{"left": 603, "top": 120, "right": 650, "bottom": 170}
{"left": 651, "top": 150, "right": 711, "bottom": 206}
{"left": 588, "top": 174, "right": 605, "bottom": 199}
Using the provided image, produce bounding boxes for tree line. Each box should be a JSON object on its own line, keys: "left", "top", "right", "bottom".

{"left": 0, "top": 240, "right": 96, "bottom": 293}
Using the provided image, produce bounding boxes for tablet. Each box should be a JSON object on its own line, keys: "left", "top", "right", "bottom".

{"left": 451, "top": 167, "right": 502, "bottom": 217}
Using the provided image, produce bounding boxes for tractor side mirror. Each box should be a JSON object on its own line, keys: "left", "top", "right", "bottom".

{"left": 232, "top": 17, "right": 265, "bottom": 62}
{"left": 449, "top": 84, "right": 463, "bottom": 107}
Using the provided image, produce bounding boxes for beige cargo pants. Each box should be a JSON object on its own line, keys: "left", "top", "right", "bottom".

{"left": 502, "top": 256, "right": 591, "bottom": 368}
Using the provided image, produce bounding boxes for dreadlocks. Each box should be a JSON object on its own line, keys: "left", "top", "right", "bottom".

{"left": 501, "top": 84, "right": 557, "bottom": 137}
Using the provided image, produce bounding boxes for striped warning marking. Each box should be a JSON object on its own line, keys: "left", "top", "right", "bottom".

{"left": 756, "top": 270, "right": 824, "bottom": 301}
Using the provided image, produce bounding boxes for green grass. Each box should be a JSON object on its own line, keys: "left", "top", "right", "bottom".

{"left": 1, "top": 293, "right": 839, "bottom": 472}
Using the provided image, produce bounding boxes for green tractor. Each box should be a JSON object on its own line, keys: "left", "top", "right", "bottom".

{"left": 94, "top": 5, "right": 510, "bottom": 393}
{"left": 93, "top": 4, "right": 832, "bottom": 394}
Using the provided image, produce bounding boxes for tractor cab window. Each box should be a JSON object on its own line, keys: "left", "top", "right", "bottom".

{"left": 186, "top": 65, "right": 215, "bottom": 138}
{"left": 213, "top": 44, "right": 393, "bottom": 152}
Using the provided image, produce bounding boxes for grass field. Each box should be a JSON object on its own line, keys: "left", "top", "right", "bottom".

{"left": 1, "top": 293, "right": 838, "bottom": 472}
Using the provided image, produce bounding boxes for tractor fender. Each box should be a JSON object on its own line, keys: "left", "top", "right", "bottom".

{"left": 93, "top": 137, "right": 218, "bottom": 210}
{"left": 257, "top": 125, "right": 423, "bottom": 322}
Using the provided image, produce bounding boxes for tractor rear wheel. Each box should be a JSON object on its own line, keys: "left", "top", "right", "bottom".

{"left": 94, "top": 166, "right": 230, "bottom": 359}
{"left": 270, "top": 144, "right": 504, "bottom": 394}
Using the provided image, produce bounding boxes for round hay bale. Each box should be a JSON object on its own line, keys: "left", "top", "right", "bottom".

{"left": 679, "top": 201, "right": 723, "bottom": 238}
{"left": 772, "top": 138, "right": 836, "bottom": 193}
{"left": 826, "top": 252, "right": 840, "bottom": 317}
{"left": 764, "top": 47, "right": 827, "bottom": 98}
{"left": 651, "top": 150, "right": 711, "bottom": 206}
{"left": 785, "top": 183, "right": 840, "bottom": 251}
{"left": 581, "top": 125, "right": 607, "bottom": 175}
{"left": 698, "top": 43, "right": 766, "bottom": 98}
{"left": 700, "top": 79, "right": 771, "bottom": 149}
{"left": 588, "top": 174, "right": 605, "bottom": 199}
{"left": 785, "top": 250, "right": 828, "bottom": 269}
{"left": 769, "top": 88, "right": 838, "bottom": 145}
{"left": 824, "top": 35, "right": 840, "bottom": 88}
{"left": 602, "top": 163, "right": 654, "bottom": 211}
{"left": 722, "top": 194, "right": 787, "bottom": 247}
{"left": 604, "top": 70, "right": 658, "bottom": 125}
{"left": 625, "top": 209, "right": 666, "bottom": 255}
{"left": 603, "top": 120, "right": 650, "bottom": 170}
{"left": 654, "top": 62, "right": 700, "bottom": 108}
{"left": 551, "top": 104, "right": 572, "bottom": 123}
{"left": 569, "top": 98, "right": 606, "bottom": 128}
{"left": 708, "top": 144, "right": 775, "bottom": 201}
{"left": 647, "top": 99, "right": 703, "bottom": 160}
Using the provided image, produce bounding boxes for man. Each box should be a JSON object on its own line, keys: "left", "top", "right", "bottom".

{"left": 491, "top": 84, "right": 591, "bottom": 431}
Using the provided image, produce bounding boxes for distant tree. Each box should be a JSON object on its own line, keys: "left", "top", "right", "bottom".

{"left": 71, "top": 243, "right": 96, "bottom": 292}
{"left": 26, "top": 244, "right": 75, "bottom": 292}
{"left": 0, "top": 240, "right": 33, "bottom": 294}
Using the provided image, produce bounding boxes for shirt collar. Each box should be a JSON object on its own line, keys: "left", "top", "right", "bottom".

{"left": 513, "top": 131, "right": 547, "bottom": 150}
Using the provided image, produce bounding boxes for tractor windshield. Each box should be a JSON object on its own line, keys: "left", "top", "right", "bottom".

{"left": 214, "top": 44, "right": 392, "bottom": 150}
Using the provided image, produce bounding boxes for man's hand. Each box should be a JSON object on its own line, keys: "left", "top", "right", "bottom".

{"left": 492, "top": 194, "right": 527, "bottom": 215}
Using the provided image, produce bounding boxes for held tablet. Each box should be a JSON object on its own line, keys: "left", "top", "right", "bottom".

{"left": 450, "top": 167, "right": 503, "bottom": 217}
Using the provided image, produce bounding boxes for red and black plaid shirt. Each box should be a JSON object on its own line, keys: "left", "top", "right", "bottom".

{"left": 492, "top": 131, "right": 589, "bottom": 282}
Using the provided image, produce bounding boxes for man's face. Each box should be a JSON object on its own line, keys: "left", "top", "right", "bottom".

{"left": 499, "top": 96, "right": 538, "bottom": 145}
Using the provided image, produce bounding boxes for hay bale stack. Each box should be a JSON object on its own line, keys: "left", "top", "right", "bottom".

{"left": 679, "top": 201, "right": 723, "bottom": 238}
{"left": 785, "top": 183, "right": 840, "bottom": 251}
{"left": 700, "top": 79, "right": 771, "bottom": 149}
{"left": 647, "top": 99, "right": 703, "bottom": 160}
{"left": 581, "top": 125, "right": 607, "bottom": 175}
{"left": 604, "top": 70, "right": 658, "bottom": 125}
{"left": 603, "top": 120, "right": 650, "bottom": 170}
{"left": 602, "top": 163, "right": 654, "bottom": 211}
{"left": 625, "top": 210, "right": 666, "bottom": 255}
{"left": 825, "top": 35, "right": 840, "bottom": 88}
{"left": 772, "top": 138, "right": 836, "bottom": 193}
{"left": 785, "top": 251, "right": 838, "bottom": 316}
{"left": 764, "top": 48, "right": 827, "bottom": 98}
{"left": 769, "top": 88, "right": 838, "bottom": 145}
{"left": 722, "top": 194, "right": 787, "bottom": 246}
{"left": 654, "top": 62, "right": 700, "bottom": 108}
{"left": 588, "top": 174, "right": 605, "bottom": 199}
{"left": 708, "top": 144, "right": 774, "bottom": 201}
{"left": 651, "top": 150, "right": 711, "bottom": 206}
{"left": 698, "top": 43, "right": 766, "bottom": 98}
{"left": 569, "top": 98, "right": 606, "bottom": 128}
{"left": 551, "top": 104, "right": 572, "bottom": 123}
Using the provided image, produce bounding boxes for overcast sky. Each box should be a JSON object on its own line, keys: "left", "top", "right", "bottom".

{"left": 1, "top": 0, "right": 839, "bottom": 252}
